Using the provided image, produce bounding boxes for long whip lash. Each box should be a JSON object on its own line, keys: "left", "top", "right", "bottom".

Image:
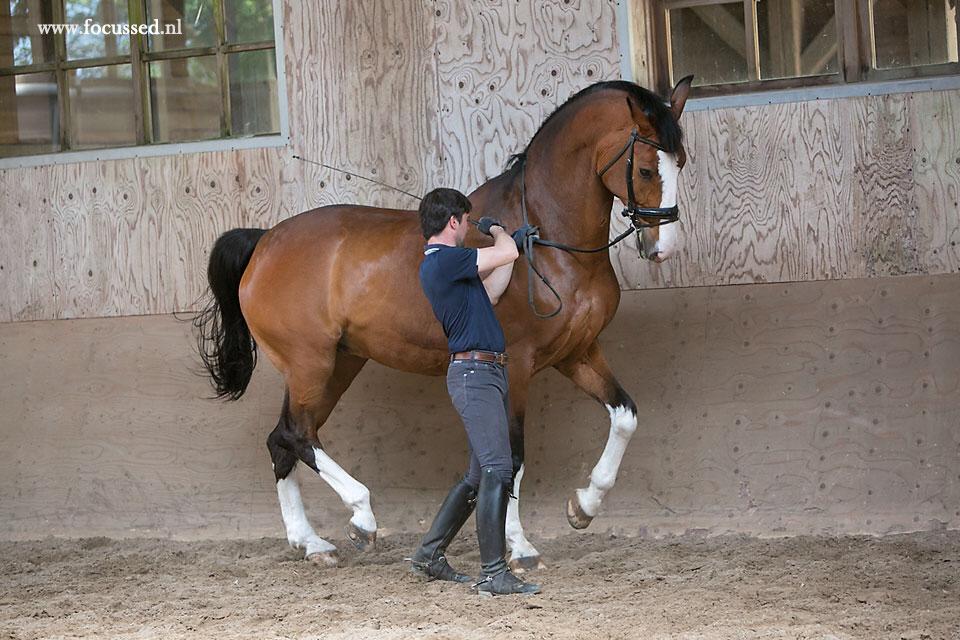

{"left": 292, "top": 154, "right": 424, "bottom": 202}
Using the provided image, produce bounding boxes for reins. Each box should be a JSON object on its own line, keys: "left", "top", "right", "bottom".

{"left": 293, "top": 130, "right": 681, "bottom": 321}
{"left": 515, "top": 129, "right": 680, "bottom": 318}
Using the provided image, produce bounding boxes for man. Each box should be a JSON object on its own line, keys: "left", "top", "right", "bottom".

{"left": 410, "top": 187, "right": 541, "bottom": 596}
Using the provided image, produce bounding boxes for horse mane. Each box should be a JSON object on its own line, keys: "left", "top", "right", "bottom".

{"left": 505, "top": 80, "right": 682, "bottom": 170}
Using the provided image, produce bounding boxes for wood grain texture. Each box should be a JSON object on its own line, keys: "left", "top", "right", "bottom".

{"left": 434, "top": 0, "right": 622, "bottom": 191}
{"left": 1, "top": 2, "right": 958, "bottom": 320}
{"left": 618, "top": 89, "right": 960, "bottom": 290}
{"left": 1, "top": 273, "right": 956, "bottom": 540}
{"left": 0, "top": 0, "right": 443, "bottom": 322}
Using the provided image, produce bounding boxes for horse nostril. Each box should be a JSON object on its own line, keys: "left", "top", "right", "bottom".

{"left": 648, "top": 251, "right": 661, "bottom": 262}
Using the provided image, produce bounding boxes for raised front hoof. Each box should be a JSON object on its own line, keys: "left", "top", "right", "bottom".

{"left": 509, "top": 555, "right": 547, "bottom": 574}
{"left": 306, "top": 551, "right": 339, "bottom": 567}
{"left": 347, "top": 523, "right": 377, "bottom": 551}
{"left": 566, "top": 496, "right": 594, "bottom": 530}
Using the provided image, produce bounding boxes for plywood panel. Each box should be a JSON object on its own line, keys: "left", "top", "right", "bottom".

{"left": 619, "top": 89, "right": 960, "bottom": 289}
{"left": 435, "top": 0, "right": 622, "bottom": 191}
{"left": 911, "top": 90, "right": 960, "bottom": 275}
{"left": 285, "top": 0, "right": 441, "bottom": 208}
{"left": 1, "top": 2, "right": 958, "bottom": 324}
{"left": 850, "top": 92, "right": 922, "bottom": 277}
{"left": 1, "top": 273, "right": 957, "bottom": 540}
{"left": 0, "top": 0, "right": 443, "bottom": 322}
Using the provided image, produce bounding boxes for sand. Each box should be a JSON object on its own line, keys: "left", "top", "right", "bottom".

{"left": 1, "top": 530, "right": 958, "bottom": 639}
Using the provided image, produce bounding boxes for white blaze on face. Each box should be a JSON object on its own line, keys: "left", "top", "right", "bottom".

{"left": 654, "top": 150, "right": 681, "bottom": 259}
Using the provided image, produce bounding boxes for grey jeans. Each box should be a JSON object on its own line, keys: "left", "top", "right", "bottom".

{"left": 446, "top": 359, "right": 513, "bottom": 488}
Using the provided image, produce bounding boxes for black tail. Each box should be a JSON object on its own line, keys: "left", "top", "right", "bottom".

{"left": 193, "top": 228, "right": 268, "bottom": 400}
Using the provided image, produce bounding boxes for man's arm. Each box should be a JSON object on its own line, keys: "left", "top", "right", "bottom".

{"left": 476, "top": 226, "right": 519, "bottom": 306}
{"left": 481, "top": 262, "right": 514, "bottom": 305}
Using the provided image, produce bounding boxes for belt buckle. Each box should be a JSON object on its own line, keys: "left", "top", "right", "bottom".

{"left": 495, "top": 352, "right": 507, "bottom": 365}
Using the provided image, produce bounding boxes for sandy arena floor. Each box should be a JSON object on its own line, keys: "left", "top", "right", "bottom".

{"left": 1, "top": 530, "right": 958, "bottom": 639}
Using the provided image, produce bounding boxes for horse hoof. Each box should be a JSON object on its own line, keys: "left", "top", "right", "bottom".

{"left": 347, "top": 523, "right": 377, "bottom": 551}
{"left": 509, "top": 555, "right": 547, "bottom": 574}
{"left": 307, "top": 551, "right": 339, "bottom": 567}
{"left": 566, "top": 495, "right": 593, "bottom": 530}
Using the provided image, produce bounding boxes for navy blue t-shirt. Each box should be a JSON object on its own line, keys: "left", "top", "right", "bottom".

{"left": 419, "top": 243, "right": 506, "bottom": 354}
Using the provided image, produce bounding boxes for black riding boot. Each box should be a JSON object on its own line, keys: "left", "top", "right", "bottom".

{"left": 410, "top": 479, "right": 477, "bottom": 583}
{"left": 474, "top": 468, "right": 541, "bottom": 595}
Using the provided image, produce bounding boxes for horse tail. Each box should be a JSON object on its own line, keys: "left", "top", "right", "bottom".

{"left": 193, "top": 228, "right": 268, "bottom": 400}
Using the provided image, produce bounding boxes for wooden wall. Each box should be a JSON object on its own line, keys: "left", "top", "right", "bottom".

{"left": 0, "top": 0, "right": 623, "bottom": 322}
{"left": 0, "top": 0, "right": 958, "bottom": 540}
{"left": 2, "top": 273, "right": 956, "bottom": 540}
{"left": 613, "top": 90, "right": 960, "bottom": 289}
{"left": 1, "top": 0, "right": 953, "bottom": 323}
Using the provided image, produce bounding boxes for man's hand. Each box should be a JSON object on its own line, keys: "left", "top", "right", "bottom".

{"left": 511, "top": 224, "right": 539, "bottom": 253}
{"left": 477, "top": 216, "right": 505, "bottom": 236}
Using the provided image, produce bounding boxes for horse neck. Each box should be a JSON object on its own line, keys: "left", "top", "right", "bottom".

{"left": 519, "top": 134, "right": 616, "bottom": 251}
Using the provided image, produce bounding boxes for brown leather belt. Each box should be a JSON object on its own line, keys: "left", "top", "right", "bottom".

{"left": 450, "top": 350, "right": 508, "bottom": 365}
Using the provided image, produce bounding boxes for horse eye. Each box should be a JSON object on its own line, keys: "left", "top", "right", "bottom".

{"left": 639, "top": 168, "right": 653, "bottom": 179}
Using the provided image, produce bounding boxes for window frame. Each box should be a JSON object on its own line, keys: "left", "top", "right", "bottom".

{"left": 0, "top": 0, "right": 289, "bottom": 169}
{"left": 633, "top": 0, "right": 960, "bottom": 100}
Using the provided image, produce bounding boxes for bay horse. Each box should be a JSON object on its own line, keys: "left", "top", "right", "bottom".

{"left": 194, "top": 77, "right": 693, "bottom": 569}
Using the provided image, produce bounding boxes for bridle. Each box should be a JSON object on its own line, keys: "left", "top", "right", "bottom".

{"left": 597, "top": 128, "right": 680, "bottom": 226}
{"left": 294, "top": 128, "right": 683, "bottom": 320}
{"left": 517, "top": 128, "right": 681, "bottom": 318}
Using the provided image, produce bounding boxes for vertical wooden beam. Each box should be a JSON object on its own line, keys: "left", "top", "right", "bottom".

{"left": 848, "top": 0, "right": 874, "bottom": 78}
{"left": 129, "top": 0, "right": 149, "bottom": 144}
{"left": 52, "top": 0, "right": 68, "bottom": 151}
{"left": 744, "top": 0, "right": 760, "bottom": 80}
{"left": 790, "top": 0, "right": 803, "bottom": 76}
{"left": 766, "top": 0, "right": 785, "bottom": 78}
{"left": 660, "top": 2, "right": 674, "bottom": 91}
{"left": 0, "top": 0, "right": 16, "bottom": 146}
{"left": 214, "top": 0, "right": 230, "bottom": 137}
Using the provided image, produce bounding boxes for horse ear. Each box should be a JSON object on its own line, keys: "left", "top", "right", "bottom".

{"left": 670, "top": 75, "right": 694, "bottom": 121}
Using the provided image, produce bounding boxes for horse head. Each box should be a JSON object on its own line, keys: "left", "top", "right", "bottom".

{"left": 594, "top": 75, "right": 693, "bottom": 263}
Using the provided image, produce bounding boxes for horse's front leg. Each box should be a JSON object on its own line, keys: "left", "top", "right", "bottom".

{"left": 505, "top": 364, "right": 546, "bottom": 573}
{"left": 554, "top": 340, "right": 637, "bottom": 529}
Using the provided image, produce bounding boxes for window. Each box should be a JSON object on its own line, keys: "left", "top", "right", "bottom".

{"left": 649, "top": 0, "right": 960, "bottom": 97}
{"left": 0, "top": 0, "right": 281, "bottom": 159}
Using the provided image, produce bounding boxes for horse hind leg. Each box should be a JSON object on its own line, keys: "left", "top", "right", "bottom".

{"left": 268, "top": 421, "right": 338, "bottom": 565}
{"left": 501, "top": 372, "right": 546, "bottom": 573}
{"left": 268, "top": 350, "right": 376, "bottom": 564}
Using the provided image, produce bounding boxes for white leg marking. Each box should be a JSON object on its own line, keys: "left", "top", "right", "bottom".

{"left": 575, "top": 404, "right": 638, "bottom": 517}
{"left": 505, "top": 464, "right": 540, "bottom": 560}
{"left": 312, "top": 447, "right": 377, "bottom": 533}
{"left": 276, "top": 473, "right": 337, "bottom": 556}
{"left": 654, "top": 150, "right": 681, "bottom": 259}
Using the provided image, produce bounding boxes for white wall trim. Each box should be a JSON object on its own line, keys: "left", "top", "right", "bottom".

{"left": 684, "top": 75, "right": 960, "bottom": 112}
{"left": 615, "top": 0, "right": 635, "bottom": 83}
{"left": 0, "top": 0, "right": 291, "bottom": 170}
{"left": 0, "top": 135, "right": 290, "bottom": 169}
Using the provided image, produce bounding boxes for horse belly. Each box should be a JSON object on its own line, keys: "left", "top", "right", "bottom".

{"left": 341, "top": 315, "right": 450, "bottom": 376}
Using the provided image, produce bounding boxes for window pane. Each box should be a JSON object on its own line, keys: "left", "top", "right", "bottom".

{"left": 68, "top": 64, "right": 136, "bottom": 149}
{"left": 0, "top": 72, "right": 59, "bottom": 157}
{"left": 757, "top": 0, "right": 839, "bottom": 80}
{"left": 1, "top": 0, "right": 56, "bottom": 66}
{"left": 225, "top": 0, "right": 274, "bottom": 44}
{"left": 147, "top": 0, "right": 216, "bottom": 51}
{"left": 64, "top": 0, "right": 131, "bottom": 60}
{"left": 872, "top": 0, "right": 959, "bottom": 69}
{"left": 229, "top": 49, "right": 277, "bottom": 135}
{"left": 149, "top": 55, "right": 220, "bottom": 142}
{"left": 668, "top": 3, "right": 748, "bottom": 86}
